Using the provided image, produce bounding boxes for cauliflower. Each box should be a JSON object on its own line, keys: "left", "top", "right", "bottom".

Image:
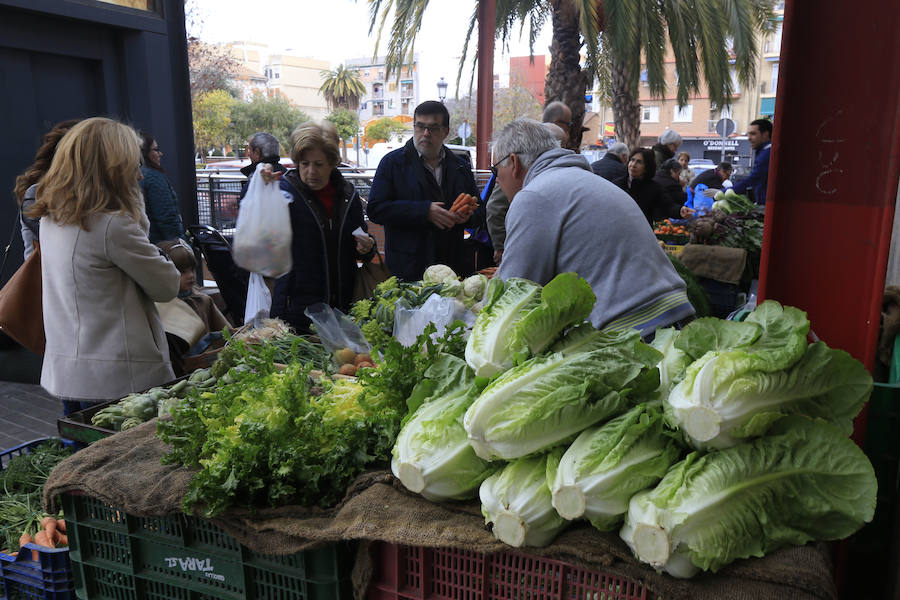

{"left": 423, "top": 264, "right": 458, "bottom": 285}
{"left": 439, "top": 279, "right": 463, "bottom": 298}
{"left": 462, "top": 274, "right": 487, "bottom": 300}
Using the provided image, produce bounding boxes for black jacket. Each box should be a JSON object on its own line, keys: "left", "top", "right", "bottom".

{"left": 239, "top": 157, "right": 287, "bottom": 200}
{"left": 591, "top": 153, "right": 627, "bottom": 182}
{"left": 271, "top": 169, "right": 372, "bottom": 332}
{"left": 651, "top": 143, "right": 674, "bottom": 170}
{"left": 651, "top": 172, "right": 687, "bottom": 222}
{"left": 688, "top": 168, "right": 725, "bottom": 191}
{"left": 614, "top": 175, "right": 668, "bottom": 226}
{"left": 366, "top": 139, "right": 483, "bottom": 282}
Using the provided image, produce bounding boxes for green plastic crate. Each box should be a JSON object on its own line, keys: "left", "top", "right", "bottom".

{"left": 60, "top": 493, "right": 353, "bottom": 600}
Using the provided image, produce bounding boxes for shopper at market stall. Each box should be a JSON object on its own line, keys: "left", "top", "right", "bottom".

{"left": 13, "top": 119, "right": 80, "bottom": 261}
{"left": 139, "top": 131, "right": 185, "bottom": 243}
{"left": 590, "top": 142, "right": 628, "bottom": 182}
{"left": 493, "top": 118, "right": 694, "bottom": 338}
{"left": 688, "top": 161, "right": 733, "bottom": 192}
{"left": 239, "top": 131, "right": 286, "bottom": 200}
{"left": 616, "top": 148, "right": 694, "bottom": 225}
{"left": 27, "top": 117, "right": 181, "bottom": 415}
{"left": 270, "top": 120, "right": 376, "bottom": 332}
{"left": 676, "top": 151, "right": 694, "bottom": 188}
{"left": 731, "top": 118, "right": 773, "bottom": 205}
{"left": 652, "top": 129, "right": 682, "bottom": 168}
{"left": 367, "top": 101, "right": 483, "bottom": 281}
{"left": 652, "top": 158, "right": 691, "bottom": 220}
{"left": 486, "top": 122, "right": 567, "bottom": 266}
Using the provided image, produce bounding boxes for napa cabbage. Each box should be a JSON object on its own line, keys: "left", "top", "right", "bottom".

{"left": 548, "top": 403, "right": 683, "bottom": 530}
{"left": 391, "top": 355, "right": 496, "bottom": 501}
{"left": 620, "top": 416, "right": 877, "bottom": 577}
{"left": 480, "top": 449, "right": 567, "bottom": 547}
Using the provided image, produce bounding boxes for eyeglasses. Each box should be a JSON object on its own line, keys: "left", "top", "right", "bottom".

{"left": 490, "top": 153, "right": 513, "bottom": 177}
{"left": 414, "top": 122, "right": 445, "bottom": 134}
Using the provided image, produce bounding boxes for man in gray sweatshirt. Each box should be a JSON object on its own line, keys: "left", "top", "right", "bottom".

{"left": 493, "top": 118, "right": 694, "bottom": 338}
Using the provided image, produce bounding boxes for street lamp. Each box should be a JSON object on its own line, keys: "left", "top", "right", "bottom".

{"left": 437, "top": 77, "right": 448, "bottom": 103}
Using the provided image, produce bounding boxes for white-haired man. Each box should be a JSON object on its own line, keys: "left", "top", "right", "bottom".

{"left": 591, "top": 142, "right": 629, "bottom": 182}
{"left": 492, "top": 118, "right": 694, "bottom": 339}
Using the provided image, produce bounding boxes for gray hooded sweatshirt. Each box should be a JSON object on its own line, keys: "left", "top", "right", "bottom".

{"left": 497, "top": 148, "right": 694, "bottom": 335}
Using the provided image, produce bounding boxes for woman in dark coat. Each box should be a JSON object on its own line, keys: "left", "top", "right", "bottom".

{"left": 271, "top": 120, "right": 375, "bottom": 332}
{"left": 616, "top": 148, "right": 665, "bottom": 226}
{"left": 139, "top": 131, "right": 185, "bottom": 243}
{"left": 651, "top": 158, "right": 691, "bottom": 222}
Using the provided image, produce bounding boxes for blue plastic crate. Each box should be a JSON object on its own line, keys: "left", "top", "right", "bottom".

{"left": 0, "top": 438, "right": 75, "bottom": 600}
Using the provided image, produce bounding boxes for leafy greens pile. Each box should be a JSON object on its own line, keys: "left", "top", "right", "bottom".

{"left": 157, "top": 323, "right": 467, "bottom": 517}
{"left": 389, "top": 288, "right": 876, "bottom": 578}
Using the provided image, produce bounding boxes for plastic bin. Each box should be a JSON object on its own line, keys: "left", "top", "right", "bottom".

{"left": 0, "top": 438, "right": 75, "bottom": 599}
{"left": 60, "top": 493, "right": 353, "bottom": 600}
{"left": 367, "top": 542, "right": 654, "bottom": 600}
{"left": 55, "top": 401, "right": 117, "bottom": 446}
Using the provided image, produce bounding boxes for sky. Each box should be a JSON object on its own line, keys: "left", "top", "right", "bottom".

{"left": 187, "top": 0, "right": 552, "bottom": 99}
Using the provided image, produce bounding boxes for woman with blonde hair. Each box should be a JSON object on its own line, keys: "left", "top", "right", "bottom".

{"left": 27, "top": 117, "right": 180, "bottom": 414}
{"left": 269, "top": 120, "right": 375, "bottom": 331}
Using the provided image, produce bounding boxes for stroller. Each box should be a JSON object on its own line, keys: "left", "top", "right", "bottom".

{"left": 185, "top": 225, "right": 249, "bottom": 326}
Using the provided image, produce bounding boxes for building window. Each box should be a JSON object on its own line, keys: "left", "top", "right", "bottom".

{"left": 372, "top": 83, "right": 383, "bottom": 99}
{"left": 373, "top": 101, "right": 384, "bottom": 116}
{"left": 400, "top": 81, "right": 414, "bottom": 97}
{"left": 365, "top": 70, "right": 370, "bottom": 77}
{"left": 771, "top": 63, "right": 779, "bottom": 94}
{"left": 641, "top": 106, "right": 659, "bottom": 123}
{"left": 274, "top": 72, "right": 280, "bottom": 79}
{"left": 640, "top": 69, "right": 648, "bottom": 87}
{"left": 401, "top": 98, "right": 411, "bottom": 114}
{"left": 673, "top": 104, "right": 693, "bottom": 123}
{"left": 388, "top": 82, "right": 398, "bottom": 92}
{"left": 388, "top": 99, "right": 394, "bottom": 109}
{"left": 378, "top": 70, "right": 384, "bottom": 79}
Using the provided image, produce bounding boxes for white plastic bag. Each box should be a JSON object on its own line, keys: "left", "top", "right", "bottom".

{"left": 393, "top": 294, "right": 475, "bottom": 347}
{"left": 244, "top": 272, "right": 271, "bottom": 325}
{"left": 232, "top": 164, "right": 293, "bottom": 277}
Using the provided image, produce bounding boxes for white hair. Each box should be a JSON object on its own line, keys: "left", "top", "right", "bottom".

{"left": 658, "top": 129, "right": 682, "bottom": 146}
{"left": 608, "top": 142, "right": 629, "bottom": 160}
{"left": 492, "top": 118, "right": 559, "bottom": 171}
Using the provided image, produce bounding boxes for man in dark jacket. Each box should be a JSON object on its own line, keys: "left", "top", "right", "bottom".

{"left": 688, "top": 162, "right": 733, "bottom": 191}
{"left": 239, "top": 132, "right": 286, "bottom": 200}
{"left": 591, "top": 142, "right": 628, "bottom": 182}
{"left": 367, "top": 101, "right": 484, "bottom": 282}
{"left": 731, "top": 118, "right": 772, "bottom": 205}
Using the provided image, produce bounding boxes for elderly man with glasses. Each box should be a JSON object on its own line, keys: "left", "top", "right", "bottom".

{"left": 367, "top": 100, "right": 484, "bottom": 282}
{"left": 492, "top": 118, "right": 695, "bottom": 340}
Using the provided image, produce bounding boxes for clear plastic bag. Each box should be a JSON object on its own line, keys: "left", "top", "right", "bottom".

{"left": 232, "top": 164, "right": 293, "bottom": 277}
{"left": 393, "top": 294, "right": 475, "bottom": 347}
{"left": 304, "top": 303, "right": 371, "bottom": 354}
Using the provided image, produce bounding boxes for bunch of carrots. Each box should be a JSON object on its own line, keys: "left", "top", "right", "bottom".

{"left": 11, "top": 516, "right": 67, "bottom": 560}
{"left": 449, "top": 193, "right": 478, "bottom": 217}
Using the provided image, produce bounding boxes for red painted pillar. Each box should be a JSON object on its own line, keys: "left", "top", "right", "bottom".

{"left": 475, "top": 0, "right": 495, "bottom": 169}
{"left": 758, "top": 1, "right": 900, "bottom": 394}
{"left": 757, "top": 3, "right": 900, "bottom": 593}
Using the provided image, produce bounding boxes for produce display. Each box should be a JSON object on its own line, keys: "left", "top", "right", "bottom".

{"left": 0, "top": 440, "right": 71, "bottom": 555}
{"left": 350, "top": 266, "right": 486, "bottom": 351}
{"left": 387, "top": 287, "right": 876, "bottom": 578}
{"left": 156, "top": 322, "right": 468, "bottom": 517}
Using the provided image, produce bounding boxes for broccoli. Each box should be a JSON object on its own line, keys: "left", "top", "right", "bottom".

{"left": 349, "top": 298, "right": 374, "bottom": 323}
{"left": 374, "top": 276, "right": 399, "bottom": 296}
{"left": 361, "top": 319, "right": 391, "bottom": 352}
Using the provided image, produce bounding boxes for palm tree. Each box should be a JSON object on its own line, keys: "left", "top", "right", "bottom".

{"left": 367, "top": 0, "right": 774, "bottom": 149}
{"left": 320, "top": 65, "right": 367, "bottom": 111}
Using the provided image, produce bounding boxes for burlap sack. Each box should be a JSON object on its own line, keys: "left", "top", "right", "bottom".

{"left": 44, "top": 420, "right": 837, "bottom": 600}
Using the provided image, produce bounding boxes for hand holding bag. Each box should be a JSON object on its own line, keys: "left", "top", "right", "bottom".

{"left": 352, "top": 245, "right": 392, "bottom": 303}
{"left": 232, "top": 164, "right": 293, "bottom": 278}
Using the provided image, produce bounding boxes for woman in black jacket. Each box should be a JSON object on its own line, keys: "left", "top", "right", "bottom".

{"left": 651, "top": 158, "right": 692, "bottom": 222}
{"left": 618, "top": 149, "right": 693, "bottom": 225}
{"left": 272, "top": 121, "right": 375, "bottom": 332}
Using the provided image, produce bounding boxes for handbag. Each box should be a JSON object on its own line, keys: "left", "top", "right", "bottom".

{"left": 352, "top": 245, "right": 392, "bottom": 303}
{"left": 0, "top": 241, "right": 45, "bottom": 355}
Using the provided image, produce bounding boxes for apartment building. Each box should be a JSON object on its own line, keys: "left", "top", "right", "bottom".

{"left": 227, "top": 41, "right": 330, "bottom": 119}
{"left": 346, "top": 56, "right": 420, "bottom": 123}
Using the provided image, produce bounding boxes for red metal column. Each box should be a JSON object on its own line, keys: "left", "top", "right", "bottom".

{"left": 475, "top": 0, "right": 495, "bottom": 170}
{"left": 758, "top": 1, "right": 900, "bottom": 392}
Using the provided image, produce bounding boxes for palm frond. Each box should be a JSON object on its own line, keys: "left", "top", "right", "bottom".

{"left": 638, "top": 0, "right": 667, "bottom": 101}
{"left": 694, "top": 0, "right": 733, "bottom": 107}
{"left": 663, "top": 0, "right": 701, "bottom": 107}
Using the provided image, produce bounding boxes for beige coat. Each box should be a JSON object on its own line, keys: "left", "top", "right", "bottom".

{"left": 40, "top": 212, "right": 180, "bottom": 400}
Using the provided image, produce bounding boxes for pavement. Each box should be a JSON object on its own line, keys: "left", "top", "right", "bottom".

{"left": 0, "top": 381, "right": 59, "bottom": 451}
